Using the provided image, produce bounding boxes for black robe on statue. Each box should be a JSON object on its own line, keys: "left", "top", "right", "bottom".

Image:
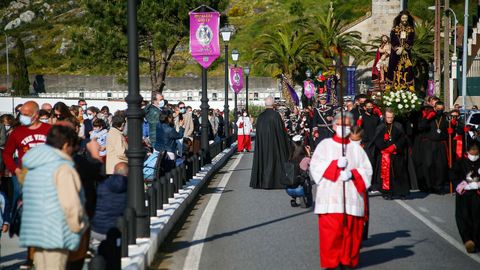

{"left": 250, "top": 108, "right": 291, "bottom": 189}
{"left": 373, "top": 122, "right": 410, "bottom": 197}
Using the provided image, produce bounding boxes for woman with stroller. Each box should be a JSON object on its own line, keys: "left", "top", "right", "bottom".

{"left": 285, "top": 135, "right": 312, "bottom": 208}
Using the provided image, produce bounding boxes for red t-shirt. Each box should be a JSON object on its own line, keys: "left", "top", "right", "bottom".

{"left": 2, "top": 123, "right": 51, "bottom": 173}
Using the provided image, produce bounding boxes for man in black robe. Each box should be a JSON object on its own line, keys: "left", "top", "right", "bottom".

{"left": 415, "top": 101, "right": 449, "bottom": 193}
{"left": 351, "top": 94, "right": 367, "bottom": 125}
{"left": 373, "top": 108, "right": 410, "bottom": 199}
{"left": 453, "top": 142, "right": 480, "bottom": 253}
{"left": 359, "top": 100, "right": 381, "bottom": 166}
{"left": 250, "top": 96, "right": 291, "bottom": 189}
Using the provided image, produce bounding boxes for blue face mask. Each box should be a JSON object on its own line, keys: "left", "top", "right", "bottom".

{"left": 159, "top": 100, "right": 165, "bottom": 108}
{"left": 180, "top": 108, "right": 186, "bottom": 114}
{"left": 19, "top": 114, "right": 32, "bottom": 126}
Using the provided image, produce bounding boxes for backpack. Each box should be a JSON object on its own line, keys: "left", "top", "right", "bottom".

{"left": 281, "top": 161, "right": 301, "bottom": 187}
{"left": 9, "top": 195, "right": 22, "bottom": 238}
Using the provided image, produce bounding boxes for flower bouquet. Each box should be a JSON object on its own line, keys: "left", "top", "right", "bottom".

{"left": 380, "top": 89, "right": 422, "bottom": 116}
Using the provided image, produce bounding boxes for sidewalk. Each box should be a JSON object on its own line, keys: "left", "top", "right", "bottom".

{"left": 1, "top": 234, "right": 26, "bottom": 269}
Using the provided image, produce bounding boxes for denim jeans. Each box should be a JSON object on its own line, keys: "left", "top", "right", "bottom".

{"left": 286, "top": 186, "right": 305, "bottom": 197}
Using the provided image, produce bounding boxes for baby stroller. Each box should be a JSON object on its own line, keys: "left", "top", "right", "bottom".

{"left": 282, "top": 162, "right": 313, "bottom": 208}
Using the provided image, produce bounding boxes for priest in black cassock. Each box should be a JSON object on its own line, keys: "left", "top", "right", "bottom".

{"left": 415, "top": 101, "right": 449, "bottom": 193}
{"left": 250, "top": 96, "right": 291, "bottom": 189}
{"left": 373, "top": 108, "right": 410, "bottom": 199}
{"left": 358, "top": 100, "right": 381, "bottom": 166}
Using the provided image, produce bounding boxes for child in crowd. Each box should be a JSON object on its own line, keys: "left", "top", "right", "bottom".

{"left": 453, "top": 142, "right": 480, "bottom": 253}
{"left": 90, "top": 119, "right": 108, "bottom": 157}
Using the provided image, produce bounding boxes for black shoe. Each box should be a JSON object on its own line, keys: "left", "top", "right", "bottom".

{"left": 290, "top": 199, "right": 299, "bottom": 207}
{"left": 400, "top": 195, "right": 407, "bottom": 200}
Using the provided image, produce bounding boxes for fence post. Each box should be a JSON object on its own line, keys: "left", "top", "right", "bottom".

{"left": 124, "top": 207, "right": 136, "bottom": 245}
{"left": 153, "top": 180, "right": 163, "bottom": 210}
{"left": 148, "top": 186, "right": 157, "bottom": 217}
{"left": 170, "top": 168, "right": 178, "bottom": 194}
{"left": 180, "top": 164, "right": 186, "bottom": 185}
{"left": 160, "top": 176, "right": 168, "bottom": 204}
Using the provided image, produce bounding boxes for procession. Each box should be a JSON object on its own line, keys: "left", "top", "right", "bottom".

{"left": 1, "top": 0, "right": 480, "bottom": 270}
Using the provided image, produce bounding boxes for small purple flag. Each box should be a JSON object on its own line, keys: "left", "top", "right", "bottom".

{"left": 229, "top": 67, "right": 244, "bottom": 94}
{"left": 304, "top": 80, "right": 315, "bottom": 99}
{"left": 189, "top": 11, "right": 221, "bottom": 69}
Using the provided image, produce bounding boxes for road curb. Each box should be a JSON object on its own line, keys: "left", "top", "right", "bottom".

{"left": 121, "top": 142, "right": 238, "bottom": 270}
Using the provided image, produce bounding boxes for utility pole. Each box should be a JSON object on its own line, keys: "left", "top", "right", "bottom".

{"left": 444, "top": 0, "right": 451, "bottom": 108}
{"left": 434, "top": 0, "right": 442, "bottom": 97}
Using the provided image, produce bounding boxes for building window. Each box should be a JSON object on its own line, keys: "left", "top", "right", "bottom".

{"left": 212, "top": 93, "right": 218, "bottom": 101}
{"left": 187, "top": 91, "right": 193, "bottom": 101}
{"left": 254, "top": 92, "right": 259, "bottom": 100}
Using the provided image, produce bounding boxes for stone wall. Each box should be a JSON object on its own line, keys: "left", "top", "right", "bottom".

{"left": 0, "top": 74, "right": 277, "bottom": 93}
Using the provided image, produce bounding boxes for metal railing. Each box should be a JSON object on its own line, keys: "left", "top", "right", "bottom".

{"left": 114, "top": 135, "right": 235, "bottom": 258}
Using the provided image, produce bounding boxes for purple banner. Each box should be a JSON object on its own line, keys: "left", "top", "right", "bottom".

{"left": 303, "top": 80, "right": 315, "bottom": 99}
{"left": 428, "top": 80, "right": 435, "bottom": 96}
{"left": 347, "top": 66, "right": 356, "bottom": 96}
{"left": 229, "top": 67, "right": 244, "bottom": 94}
{"left": 189, "top": 12, "right": 220, "bottom": 68}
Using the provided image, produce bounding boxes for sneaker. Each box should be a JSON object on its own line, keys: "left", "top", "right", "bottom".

{"left": 465, "top": 240, "right": 475, "bottom": 253}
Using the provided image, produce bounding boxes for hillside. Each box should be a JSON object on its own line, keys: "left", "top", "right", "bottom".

{"left": 0, "top": 0, "right": 475, "bottom": 79}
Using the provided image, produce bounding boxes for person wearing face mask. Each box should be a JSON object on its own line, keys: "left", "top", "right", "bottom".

{"left": 414, "top": 101, "right": 449, "bottom": 194}
{"left": 38, "top": 109, "right": 51, "bottom": 124}
{"left": 373, "top": 108, "right": 409, "bottom": 200}
{"left": 357, "top": 100, "right": 381, "bottom": 166}
{"left": 448, "top": 110, "right": 466, "bottom": 163}
{"left": 78, "top": 99, "right": 88, "bottom": 118}
{"left": 351, "top": 94, "right": 368, "bottom": 125}
{"left": 309, "top": 111, "right": 372, "bottom": 270}
{"left": 106, "top": 115, "right": 128, "bottom": 175}
{"left": 144, "top": 92, "right": 165, "bottom": 146}
{"left": 2, "top": 101, "right": 51, "bottom": 269}
{"left": 452, "top": 142, "right": 480, "bottom": 253}
{"left": 236, "top": 110, "right": 253, "bottom": 152}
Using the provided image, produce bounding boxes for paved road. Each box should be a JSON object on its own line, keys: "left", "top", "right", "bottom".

{"left": 1, "top": 234, "right": 26, "bottom": 269}
{"left": 151, "top": 152, "right": 480, "bottom": 270}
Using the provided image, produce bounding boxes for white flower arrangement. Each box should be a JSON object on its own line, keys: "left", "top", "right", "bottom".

{"left": 380, "top": 89, "right": 422, "bottom": 116}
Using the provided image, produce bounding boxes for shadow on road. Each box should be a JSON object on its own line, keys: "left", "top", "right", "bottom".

{"left": 167, "top": 209, "right": 312, "bottom": 253}
{"left": 362, "top": 230, "right": 411, "bottom": 248}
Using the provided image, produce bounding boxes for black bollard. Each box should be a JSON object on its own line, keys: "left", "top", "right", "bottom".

{"left": 165, "top": 172, "right": 174, "bottom": 199}
{"left": 153, "top": 180, "right": 163, "bottom": 210}
{"left": 180, "top": 164, "right": 186, "bottom": 186}
{"left": 148, "top": 186, "right": 157, "bottom": 217}
{"left": 160, "top": 176, "right": 168, "bottom": 204}
{"left": 171, "top": 168, "right": 179, "bottom": 194}
{"left": 124, "top": 207, "right": 136, "bottom": 245}
{"left": 193, "top": 154, "right": 199, "bottom": 175}
{"left": 116, "top": 216, "right": 128, "bottom": 257}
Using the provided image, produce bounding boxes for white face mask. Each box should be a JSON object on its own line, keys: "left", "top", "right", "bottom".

{"left": 40, "top": 118, "right": 49, "bottom": 124}
{"left": 19, "top": 114, "right": 32, "bottom": 126}
{"left": 468, "top": 153, "right": 479, "bottom": 162}
{"left": 81, "top": 105, "right": 88, "bottom": 111}
{"left": 335, "top": 125, "right": 351, "bottom": 138}
{"left": 4, "top": 125, "right": 10, "bottom": 131}
{"left": 87, "top": 114, "right": 94, "bottom": 120}
{"left": 243, "top": 113, "right": 247, "bottom": 117}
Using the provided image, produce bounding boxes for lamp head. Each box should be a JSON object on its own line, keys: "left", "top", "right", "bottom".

{"left": 305, "top": 69, "right": 312, "bottom": 78}
{"left": 220, "top": 24, "right": 233, "bottom": 42}
{"left": 244, "top": 65, "right": 250, "bottom": 76}
{"left": 231, "top": 49, "right": 239, "bottom": 62}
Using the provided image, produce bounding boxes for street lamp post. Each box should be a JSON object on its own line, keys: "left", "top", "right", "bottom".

{"left": 220, "top": 24, "right": 233, "bottom": 140}
{"left": 231, "top": 49, "right": 239, "bottom": 124}
{"left": 244, "top": 65, "right": 250, "bottom": 114}
{"left": 462, "top": 0, "right": 469, "bottom": 108}
{"left": 126, "top": 0, "right": 149, "bottom": 241}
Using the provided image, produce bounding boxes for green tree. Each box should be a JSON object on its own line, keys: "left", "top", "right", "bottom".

{"left": 253, "top": 25, "right": 314, "bottom": 106}
{"left": 73, "top": 0, "right": 228, "bottom": 96}
{"left": 411, "top": 20, "right": 434, "bottom": 92}
{"left": 12, "top": 37, "right": 30, "bottom": 96}
{"left": 307, "top": 5, "right": 366, "bottom": 69}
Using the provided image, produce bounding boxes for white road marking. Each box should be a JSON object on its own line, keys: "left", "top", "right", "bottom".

{"left": 182, "top": 154, "right": 244, "bottom": 270}
{"left": 418, "top": 206, "right": 429, "bottom": 213}
{"left": 430, "top": 216, "right": 445, "bottom": 223}
{"left": 396, "top": 200, "right": 480, "bottom": 264}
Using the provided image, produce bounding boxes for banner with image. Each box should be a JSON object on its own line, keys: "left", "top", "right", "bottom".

{"left": 229, "top": 67, "right": 244, "bottom": 94}
{"left": 189, "top": 11, "right": 220, "bottom": 68}
{"left": 304, "top": 80, "right": 315, "bottom": 99}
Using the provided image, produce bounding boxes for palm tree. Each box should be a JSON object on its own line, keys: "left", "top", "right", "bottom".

{"left": 254, "top": 25, "right": 315, "bottom": 106}
{"left": 307, "top": 6, "right": 366, "bottom": 69}
{"left": 411, "top": 20, "right": 434, "bottom": 92}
